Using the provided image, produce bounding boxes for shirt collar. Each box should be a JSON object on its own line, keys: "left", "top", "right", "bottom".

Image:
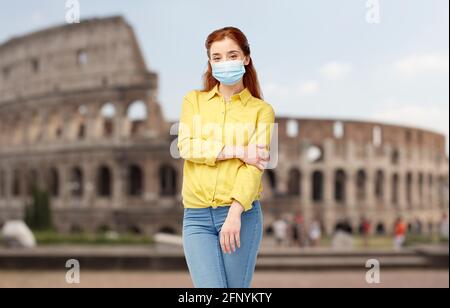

{"left": 206, "top": 84, "right": 252, "bottom": 106}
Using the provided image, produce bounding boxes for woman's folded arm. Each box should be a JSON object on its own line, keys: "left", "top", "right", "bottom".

{"left": 230, "top": 105, "right": 275, "bottom": 211}
{"left": 177, "top": 94, "right": 226, "bottom": 166}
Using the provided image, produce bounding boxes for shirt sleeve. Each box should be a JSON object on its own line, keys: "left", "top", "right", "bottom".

{"left": 177, "top": 92, "right": 225, "bottom": 167}
{"left": 230, "top": 105, "right": 275, "bottom": 211}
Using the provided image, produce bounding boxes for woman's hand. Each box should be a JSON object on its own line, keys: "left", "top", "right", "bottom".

{"left": 220, "top": 200, "right": 244, "bottom": 254}
{"left": 217, "top": 145, "right": 270, "bottom": 170}
{"left": 240, "top": 144, "right": 270, "bottom": 171}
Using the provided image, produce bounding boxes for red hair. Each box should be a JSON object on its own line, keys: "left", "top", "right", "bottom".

{"left": 202, "top": 27, "right": 263, "bottom": 100}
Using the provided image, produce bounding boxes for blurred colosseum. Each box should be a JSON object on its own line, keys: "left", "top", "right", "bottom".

{"left": 0, "top": 16, "right": 448, "bottom": 236}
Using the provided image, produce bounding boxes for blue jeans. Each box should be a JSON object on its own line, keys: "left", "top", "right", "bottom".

{"left": 182, "top": 200, "right": 263, "bottom": 288}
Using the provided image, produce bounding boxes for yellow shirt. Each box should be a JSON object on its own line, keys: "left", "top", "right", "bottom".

{"left": 177, "top": 84, "right": 275, "bottom": 212}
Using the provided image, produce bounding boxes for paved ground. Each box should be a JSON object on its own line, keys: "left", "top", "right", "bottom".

{"left": 0, "top": 270, "right": 448, "bottom": 288}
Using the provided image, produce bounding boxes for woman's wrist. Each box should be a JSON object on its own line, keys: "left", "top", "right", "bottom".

{"left": 234, "top": 146, "right": 245, "bottom": 160}
{"left": 217, "top": 145, "right": 232, "bottom": 160}
{"left": 218, "top": 145, "right": 245, "bottom": 160}
{"left": 229, "top": 200, "right": 244, "bottom": 216}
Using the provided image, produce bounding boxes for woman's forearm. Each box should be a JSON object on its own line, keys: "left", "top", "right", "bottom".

{"left": 218, "top": 145, "right": 269, "bottom": 172}
{"left": 229, "top": 200, "right": 245, "bottom": 215}
{"left": 217, "top": 145, "right": 245, "bottom": 161}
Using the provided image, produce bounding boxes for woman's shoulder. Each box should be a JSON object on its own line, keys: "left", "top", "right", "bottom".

{"left": 249, "top": 96, "right": 275, "bottom": 115}
{"left": 183, "top": 89, "right": 199, "bottom": 101}
{"left": 182, "top": 89, "right": 212, "bottom": 104}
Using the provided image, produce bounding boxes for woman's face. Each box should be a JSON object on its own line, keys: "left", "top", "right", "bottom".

{"left": 209, "top": 37, "right": 250, "bottom": 65}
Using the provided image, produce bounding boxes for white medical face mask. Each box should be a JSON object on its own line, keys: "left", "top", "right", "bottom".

{"left": 211, "top": 59, "right": 246, "bottom": 85}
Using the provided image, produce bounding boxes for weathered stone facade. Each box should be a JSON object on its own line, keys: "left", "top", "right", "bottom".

{"left": 0, "top": 16, "right": 448, "bottom": 236}
{"left": 264, "top": 118, "right": 448, "bottom": 235}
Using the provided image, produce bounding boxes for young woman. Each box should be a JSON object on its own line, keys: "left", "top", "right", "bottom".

{"left": 177, "top": 26, "right": 275, "bottom": 288}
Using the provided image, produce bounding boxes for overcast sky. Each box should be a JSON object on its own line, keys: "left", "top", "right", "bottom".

{"left": 0, "top": 0, "right": 448, "bottom": 152}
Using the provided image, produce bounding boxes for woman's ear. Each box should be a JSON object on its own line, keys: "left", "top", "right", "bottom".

{"left": 244, "top": 56, "right": 250, "bottom": 66}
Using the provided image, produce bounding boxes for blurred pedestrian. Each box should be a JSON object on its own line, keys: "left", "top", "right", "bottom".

{"left": 292, "top": 212, "right": 305, "bottom": 247}
{"left": 273, "top": 217, "right": 288, "bottom": 247}
{"left": 393, "top": 217, "right": 407, "bottom": 251}
{"left": 309, "top": 220, "right": 322, "bottom": 247}
{"left": 359, "top": 217, "right": 371, "bottom": 248}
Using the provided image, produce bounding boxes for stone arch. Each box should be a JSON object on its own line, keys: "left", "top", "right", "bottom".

{"left": 391, "top": 173, "right": 400, "bottom": 206}
{"left": 418, "top": 172, "right": 424, "bottom": 205}
{"left": 411, "top": 218, "right": 424, "bottom": 235}
{"left": 70, "top": 167, "right": 83, "bottom": 197}
{"left": 27, "top": 168, "right": 38, "bottom": 196}
{"left": 97, "top": 165, "right": 112, "bottom": 197}
{"left": 312, "top": 170, "right": 324, "bottom": 202}
{"left": 28, "top": 111, "right": 42, "bottom": 143}
{"left": 12, "top": 168, "right": 21, "bottom": 197}
{"left": 375, "top": 222, "right": 386, "bottom": 235}
{"left": 47, "top": 110, "right": 63, "bottom": 140}
{"left": 356, "top": 169, "right": 367, "bottom": 202}
{"left": 287, "top": 168, "right": 301, "bottom": 196}
{"left": 334, "top": 219, "right": 353, "bottom": 234}
{"left": 0, "top": 118, "right": 6, "bottom": 144}
{"left": 265, "top": 169, "right": 277, "bottom": 195}
{"left": 128, "top": 164, "right": 144, "bottom": 196}
{"left": 438, "top": 175, "right": 448, "bottom": 208}
{"left": 334, "top": 169, "right": 347, "bottom": 203}
{"left": 71, "top": 105, "right": 87, "bottom": 140}
{"left": 406, "top": 172, "right": 413, "bottom": 207}
{"left": 375, "top": 169, "right": 385, "bottom": 201}
{"left": 12, "top": 115, "right": 23, "bottom": 145}
{"left": 49, "top": 167, "right": 59, "bottom": 197}
{"left": 391, "top": 149, "right": 400, "bottom": 165}
{"left": 159, "top": 164, "right": 177, "bottom": 196}
{"left": 99, "top": 102, "right": 116, "bottom": 138}
{"left": 428, "top": 174, "right": 434, "bottom": 204}
{"left": 126, "top": 100, "right": 148, "bottom": 136}
{"left": 0, "top": 168, "right": 5, "bottom": 197}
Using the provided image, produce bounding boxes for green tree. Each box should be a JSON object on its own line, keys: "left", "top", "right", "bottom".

{"left": 25, "top": 186, "right": 53, "bottom": 231}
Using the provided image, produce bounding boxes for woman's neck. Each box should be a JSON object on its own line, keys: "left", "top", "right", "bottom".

{"left": 218, "top": 81, "right": 245, "bottom": 102}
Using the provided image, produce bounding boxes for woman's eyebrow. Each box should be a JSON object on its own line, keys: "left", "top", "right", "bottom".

{"left": 227, "top": 50, "right": 240, "bottom": 54}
